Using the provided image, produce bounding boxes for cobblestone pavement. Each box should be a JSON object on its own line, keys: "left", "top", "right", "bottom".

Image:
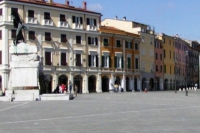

{"left": 0, "top": 90, "right": 200, "bottom": 133}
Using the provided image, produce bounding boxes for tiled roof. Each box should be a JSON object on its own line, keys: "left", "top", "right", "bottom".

{"left": 7, "top": 0, "right": 101, "bottom": 15}
{"left": 100, "top": 26, "right": 140, "bottom": 38}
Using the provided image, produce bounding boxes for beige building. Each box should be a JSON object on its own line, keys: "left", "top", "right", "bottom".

{"left": 0, "top": 0, "right": 102, "bottom": 94}
{"left": 101, "top": 18, "right": 155, "bottom": 91}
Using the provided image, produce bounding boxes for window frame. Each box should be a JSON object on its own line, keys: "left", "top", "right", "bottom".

{"left": 28, "top": 10, "right": 34, "bottom": 18}
{"left": 28, "top": 31, "right": 35, "bottom": 40}
{"left": 45, "top": 32, "right": 51, "bottom": 41}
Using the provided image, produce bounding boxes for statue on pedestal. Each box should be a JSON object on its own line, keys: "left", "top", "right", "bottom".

{"left": 11, "top": 9, "right": 29, "bottom": 45}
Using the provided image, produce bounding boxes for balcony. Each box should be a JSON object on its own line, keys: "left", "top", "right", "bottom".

{"left": 58, "top": 21, "right": 69, "bottom": 28}
{"left": 43, "top": 19, "right": 53, "bottom": 26}
{"left": 26, "top": 17, "right": 37, "bottom": 24}
{"left": 87, "top": 25, "right": 97, "bottom": 31}
{"left": 9, "top": 15, "right": 14, "bottom": 22}
{"left": 72, "top": 23, "right": 83, "bottom": 29}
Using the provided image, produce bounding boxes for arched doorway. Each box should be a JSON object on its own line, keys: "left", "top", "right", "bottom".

{"left": 164, "top": 79, "right": 168, "bottom": 90}
{"left": 126, "top": 77, "right": 131, "bottom": 92}
{"left": 115, "top": 76, "right": 121, "bottom": 85}
{"left": 134, "top": 77, "right": 138, "bottom": 91}
{"left": 74, "top": 75, "right": 82, "bottom": 94}
{"left": 58, "top": 74, "right": 68, "bottom": 86}
{"left": 102, "top": 76, "right": 109, "bottom": 92}
{"left": 88, "top": 75, "right": 96, "bottom": 93}
{"left": 142, "top": 78, "right": 147, "bottom": 91}
{"left": 149, "top": 78, "right": 154, "bottom": 91}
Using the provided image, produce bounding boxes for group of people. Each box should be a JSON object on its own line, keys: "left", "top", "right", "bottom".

{"left": 114, "top": 83, "right": 123, "bottom": 93}
{"left": 53, "top": 82, "right": 78, "bottom": 97}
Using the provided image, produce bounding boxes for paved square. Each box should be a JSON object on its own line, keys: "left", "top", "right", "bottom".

{"left": 0, "top": 90, "right": 200, "bottom": 133}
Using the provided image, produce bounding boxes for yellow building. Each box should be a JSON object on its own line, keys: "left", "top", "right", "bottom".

{"left": 0, "top": 0, "right": 102, "bottom": 93}
{"left": 158, "top": 33, "right": 175, "bottom": 90}
{"left": 101, "top": 18, "right": 155, "bottom": 91}
{"left": 99, "top": 26, "right": 141, "bottom": 92}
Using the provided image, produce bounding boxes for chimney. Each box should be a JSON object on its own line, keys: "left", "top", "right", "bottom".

{"left": 48, "top": 0, "right": 53, "bottom": 4}
{"left": 82, "top": 1, "right": 87, "bottom": 10}
{"left": 115, "top": 16, "right": 118, "bottom": 20}
{"left": 123, "top": 16, "right": 126, "bottom": 21}
{"left": 65, "top": 0, "right": 70, "bottom": 6}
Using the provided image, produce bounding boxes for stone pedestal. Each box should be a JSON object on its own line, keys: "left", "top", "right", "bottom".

{"left": 7, "top": 42, "right": 40, "bottom": 101}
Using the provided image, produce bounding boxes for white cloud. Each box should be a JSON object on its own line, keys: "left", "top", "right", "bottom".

{"left": 88, "top": 3, "right": 103, "bottom": 11}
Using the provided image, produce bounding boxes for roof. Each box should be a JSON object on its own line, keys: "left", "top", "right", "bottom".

{"left": 99, "top": 26, "right": 140, "bottom": 38}
{"left": 5, "top": 0, "right": 101, "bottom": 15}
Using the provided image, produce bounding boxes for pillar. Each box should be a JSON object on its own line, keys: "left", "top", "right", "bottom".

{"left": 97, "top": 74, "right": 102, "bottom": 93}
{"left": 138, "top": 78, "right": 141, "bottom": 91}
{"left": 53, "top": 73, "right": 58, "bottom": 90}
{"left": 109, "top": 73, "right": 114, "bottom": 91}
{"left": 84, "top": 74, "right": 89, "bottom": 93}
{"left": 121, "top": 74, "right": 126, "bottom": 92}
{"left": 3, "top": 6, "right": 7, "bottom": 22}
{"left": 69, "top": 73, "right": 74, "bottom": 93}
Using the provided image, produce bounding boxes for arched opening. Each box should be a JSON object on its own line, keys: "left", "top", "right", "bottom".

{"left": 88, "top": 75, "right": 96, "bottom": 93}
{"left": 102, "top": 76, "right": 109, "bottom": 92}
{"left": 134, "top": 77, "right": 138, "bottom": 91}
{"left": 58, "top": 74, "right": 68, "bottom": 87}
{"left": 115, "top": 76, "right": 121, "bottom": 85}
{"left": 149, "top": 78, "right": 154, "bottom": 91}
{"left": 142, "top": 78, "right": 147, "bottom": 91}
{"left": 170, "top": 79, "right": 172, "bottom": 90}
{"left": 126, "top": 77, "right": 131, "bottom": 92}
{"left": 164, "top": 79, "right": 168, "bottom": 90}
{"left": 74, "top": 75, "right": 82, "bottom": 94}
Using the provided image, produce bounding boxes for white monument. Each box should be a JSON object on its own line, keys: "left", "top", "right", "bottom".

{"left": 7, "top": 42, "right": 41, "bottom": 101}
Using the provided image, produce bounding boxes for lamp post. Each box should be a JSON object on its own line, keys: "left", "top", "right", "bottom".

{"left": 185, "top": 51, "right": 188, "bottom": 96}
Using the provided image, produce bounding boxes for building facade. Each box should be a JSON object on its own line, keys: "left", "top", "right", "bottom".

{"left": 0, "top": 0, "right": 103, "bottom": 93}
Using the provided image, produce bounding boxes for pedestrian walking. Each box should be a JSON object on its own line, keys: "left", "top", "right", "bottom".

{"left": 74, "top": 85, "right": 78, "bottom": 97}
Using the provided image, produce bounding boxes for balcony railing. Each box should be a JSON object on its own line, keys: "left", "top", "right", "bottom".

{"left": 72, "top": 23, "right": 83, "bottom": 29}
{"left": 43, "top": 19, "right": 53, "bottom": 26}
{"left": 87, "top": 25, "right": 97, "bottom": 31}
{"left": 58, "top": 21, "right": 69, "bottom": 28}
{"left": 26, "top": 17, "right": 37, "bottom": 24}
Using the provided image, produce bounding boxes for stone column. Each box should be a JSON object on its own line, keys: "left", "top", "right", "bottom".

{"left": 109, "top": 74, "right": 114, "bottom": 91}
{"left": 122, "top": 74, "right": 126, "bottom": 92}
{"left": 97, "top": 74, "right": 102, "bottom": 93}
{"left": 130, "top": 78, "right": 133, "bottom": 91}
{"left": 3, "top": 6, "right": 7, "bottom": 22}
{"left": 84, "top": 74, "right": 89, "bottom": 93}
{"left": 53, "top": 73, "right": 58, "bottom": 90}
{"left": 69, "top": 73, "right": 74, "bottom": 93}
{"left": 138, "top": 79, "right": 141, "bottom": 91}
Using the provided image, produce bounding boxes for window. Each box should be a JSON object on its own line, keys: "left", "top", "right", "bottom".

{"left": 76, "top": 36, "right": 81, "bottom": 44}
{"left": 86, "top": 18, "right": 97, "bottom": 26}
{"left": 0, "top": 51, "right": 2, "bottom": 64}
{"left": 89, "top": 55, "right": 98, "bottom": 67}
{"left": 44, "top": 12, "right": 50, "bottom": 19}
{"left": 61, "top": 53, "right": 67, "bottom": 66}
{"left": 102, "top": 55, "right": 110, "bottom": 68}
{"left": 45, "top": 51, "right": 51, "bottom": 65}
{"left": 103, "top": 38, "right": 109, "bottom": 46}
{"left": 155, "top": 53, "right": 158, "bottom": 59}
{"left": 127, "top": 57, "right": 131, "bottom": 69}
{"left": 28, "top": 10, "right": 34, "bottom": 18}
{"left": 135, "top": 58, "right": 139, "bottom": 69}
{"left": 160, "top": 65, "right": 162, "bottom": 72}
{"left": 60, "top": 14, "right": 66, "bottom": 21}
{"left": 0, "top": 8, "right": 2, "bottom": 16}
{"left": 72, "top": 16, "right": 83, "bottom": 24}
{"left": 135, "top": 43, "right": 138, "bottom": 50}
{"left": 75, "top": 54, "right": 81, "bottom": 66}
{"left": 11, "top": 8, "right": 18, "bottom": 15}
{"left": 164, "top": 65, "right": 166, "bottom": 73}
{"left": 164, "top": 50, "right": 166, "bottom": 58}
{"left": 29, "top": 31, "right": 35, "bottom": 40}
{"left": 61, "top": 34, "right": 67, "bottom": 43}
{"left": 160, "top": 54, "right": 162, "bottom": 60}
{"left": 125, "top": 41, "right": 132, "bottom": 49}
{"left": 0, "top": 30, "right": 2, "bottom": 39}
{"left": 88, "top": 37, "right": 98, "bottom": 45}
{"left": 116, "top": 40, "right": 121, "bottom": 47}
{"left": 142, "top": 62, "right": 145, "bottom": 70}
{"left": 156, "top": 65, "right": 158, "bottom": 71}
{"left": 116, "top": 56, "right": 122, "bottom": 68}
{"left": 45, "top": 32, "right": 51, "bottom": 41}
{"left": 11, "top": 29, "right": 16, "bottom": 38}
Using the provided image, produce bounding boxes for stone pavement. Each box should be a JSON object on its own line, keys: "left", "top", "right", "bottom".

{"left": 0, "top": 90, "right": 200, "bottom": 133}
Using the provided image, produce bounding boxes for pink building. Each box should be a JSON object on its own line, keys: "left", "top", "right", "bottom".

{"left": 154, "top": 38, "right": 164, "bottom": 90}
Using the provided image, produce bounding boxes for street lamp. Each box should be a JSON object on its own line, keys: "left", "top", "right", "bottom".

{"left": 185, "top": 51, "right": 188, "bottom": 96}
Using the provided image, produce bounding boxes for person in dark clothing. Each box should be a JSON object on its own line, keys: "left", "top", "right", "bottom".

{"left": 53, "top": 84, "right": 59, "bottom": 93}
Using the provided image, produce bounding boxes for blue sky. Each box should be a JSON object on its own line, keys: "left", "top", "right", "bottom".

{"left": 54, "top": 0, "right": 200, "bottom": 42}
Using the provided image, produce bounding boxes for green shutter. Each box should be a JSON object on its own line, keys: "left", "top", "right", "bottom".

{"left": 102, "top": 56, "right": 104, "bottom": 67}
{"left": 121, "top": 57, "right": 124, "bottom": 68}
{"left": 115, "top": 56, "right": 117, "bottom": 68}
{"left": 109, "top": 56, "right": 111, "bottom": 68}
